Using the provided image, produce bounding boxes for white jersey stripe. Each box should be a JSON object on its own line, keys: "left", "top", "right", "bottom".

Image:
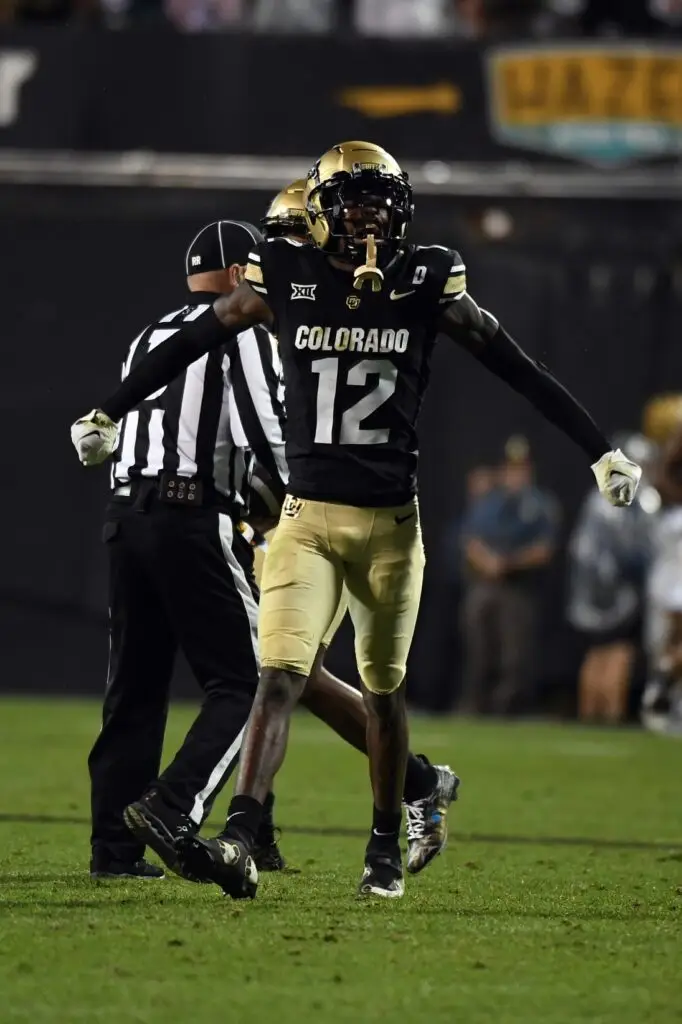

{"left": 176, "top": 353, "right": 208, "bottom": 477}
{"left": 112, "top": 301, "right": 287, "bottom": 511}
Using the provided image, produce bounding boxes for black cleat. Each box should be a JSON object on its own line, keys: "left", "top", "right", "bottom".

{"left": 123, "top": 790, "right": 201, "bottom": 882}
{"left": 252, "top": 840, "right": 286, "bottom": 872}
{"left": 177, "top": 834, "right": 258, "bottom": 899}
{"left": 90, "top": 857, "right": 164, "bottom": 880}
{"left": 405, "top": 762, "right": 460, "bottom": 875}
{"left": 357, "top": 846, "right": 404, "bottom": 899}
{"left": 252, "top": 792, "right": 286, "bottom": 872}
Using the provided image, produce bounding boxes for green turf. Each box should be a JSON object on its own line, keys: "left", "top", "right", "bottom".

{"left": 1, "top": 698, "right": 682, "bottom": 1023}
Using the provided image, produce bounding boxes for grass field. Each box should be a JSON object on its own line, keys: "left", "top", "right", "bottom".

{"left": 1, "top": 698, "right": 682, "bottom": 1023}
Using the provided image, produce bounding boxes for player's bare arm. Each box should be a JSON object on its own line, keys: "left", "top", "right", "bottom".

{"left": 437, "top": 294, "right": 641, "bottom": 506}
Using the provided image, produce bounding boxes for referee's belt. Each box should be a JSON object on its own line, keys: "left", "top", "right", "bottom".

{"left": 112, "top": 473, "right": 239, "bottom": 517}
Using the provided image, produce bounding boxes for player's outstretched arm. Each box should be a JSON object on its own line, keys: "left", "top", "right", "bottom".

{"left": 70, "top": 284, "right": 272, "bottom": 465}
{"left": 437, "top": 295, "right": 641, "bottom": 507}
{"left": 101, "top": 284, "right": 272, "bottom": 423}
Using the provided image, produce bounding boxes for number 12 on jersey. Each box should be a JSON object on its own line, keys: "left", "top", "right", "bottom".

{"left": 311, "top": 357, "right": 398, "bottom": 445}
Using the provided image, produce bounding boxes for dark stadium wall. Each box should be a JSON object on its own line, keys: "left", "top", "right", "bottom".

{"left": 2, "top": 186, "right": 682, "bottom": 705}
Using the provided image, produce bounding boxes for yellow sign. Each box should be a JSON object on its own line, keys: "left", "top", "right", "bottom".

{"left": 488, "top": 45, "right": 682, "bottom": 164}
{"left": 338, "top": 82, "right": 461, "bottom": 118}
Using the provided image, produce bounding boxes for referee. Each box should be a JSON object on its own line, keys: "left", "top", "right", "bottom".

{"left": 85, "top": 220, "right": 287, "bottom": 879}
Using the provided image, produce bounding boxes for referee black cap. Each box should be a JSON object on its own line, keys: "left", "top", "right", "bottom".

{"left": 185, "top": 220, "right": 263, "bottom": 277}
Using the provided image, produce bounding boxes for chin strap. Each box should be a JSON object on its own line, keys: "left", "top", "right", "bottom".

{"left": 353, "top": 234, "right": 384, "bottom": 292}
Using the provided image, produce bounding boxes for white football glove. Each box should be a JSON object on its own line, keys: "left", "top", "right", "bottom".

{"left": 70, "top": 409, "right": 118, "bottom": 466}
{"left": 591, "top": 448, "right": 642, "bottom": 507}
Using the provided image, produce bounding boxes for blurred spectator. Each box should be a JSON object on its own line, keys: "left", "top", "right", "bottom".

{"left": 4, "top": 0, "right": 98, "bottom": 22}
{"left": 649, "top": 0, "right": 682, "bottom": 28}
{"left": 354, "top": 0, "right": 455, "bottom": 35}
{"left": 459, "top": 437, "right": 559, "bottom": 716}
{"left": 453, "top": 0, "right": 544, "bottom": 38}
{"left": 165, "top": 0, "right": 241, "bottom": 31}
{"left": 567, "top": 433, "right": 657, "bottom": 725}
{"left": 252, "top": 0, "right": 336, "bottom": 32}
{"left": 466, "top": 464, "right": 498, "bottom": 502}
{"left": 546, "top": 0, "right": 682, "bottom": 34}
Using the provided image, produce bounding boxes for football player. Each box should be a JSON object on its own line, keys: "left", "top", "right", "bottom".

{"left": 71, "top": 142, "right": 641, "bottom": 899}
{"left": 245, "top": 181, "right": 461, "bottom": 876}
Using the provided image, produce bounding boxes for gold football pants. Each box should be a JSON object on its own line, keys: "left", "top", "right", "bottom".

{"left": 258, "top": 496, "right": 425, "bottom": 693}
{"left": 254, "top": 534, "right": 347, "bottom": 649}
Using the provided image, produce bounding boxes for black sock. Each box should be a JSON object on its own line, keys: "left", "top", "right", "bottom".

{"left": 261, "top": 791, "right": 275, "bottom": 820}
{"left": 371, "top": 806, "right": 402, "bottom": 845}
{"left": 403, "top": 753, "right": 438, "bottom": 804}
{"left": 255, "top": 792, "right": 276, "bottom": 841}
{"left": 222, "top": 795, "right": 263, "bottom": 847}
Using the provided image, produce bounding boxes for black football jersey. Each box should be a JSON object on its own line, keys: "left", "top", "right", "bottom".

{"left": 244, "top": 238, "right": 466, "bottom": 506}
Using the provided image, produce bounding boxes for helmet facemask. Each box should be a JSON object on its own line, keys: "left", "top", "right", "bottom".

{"left": 306, "top": 169, "right": 413, "bottom": 271}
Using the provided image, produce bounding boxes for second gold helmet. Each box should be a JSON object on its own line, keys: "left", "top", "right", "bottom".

{"left": 643, "top": 393, "right": 682, "bottom": 445}
{"left": 261, "top": 180, "right": 308, "bottom": 241}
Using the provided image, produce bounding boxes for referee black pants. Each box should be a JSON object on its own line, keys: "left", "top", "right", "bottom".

{"left": 89, "top": 492, "right": 260, "bottom": 864}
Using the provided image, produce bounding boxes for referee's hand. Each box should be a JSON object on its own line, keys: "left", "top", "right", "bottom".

{"left": 70, "top": 409, "right": 118, "bottom": 466}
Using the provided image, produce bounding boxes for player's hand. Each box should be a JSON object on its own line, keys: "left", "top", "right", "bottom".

{"left": 591, "top": 448, "right": 642, "bottom": 507}
{"left": 70, "top": 409, "right": 118, "bottom": 466}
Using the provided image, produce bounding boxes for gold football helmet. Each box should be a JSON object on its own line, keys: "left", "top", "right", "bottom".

{"left": 261, "top": 179, "right": 308, "bottom": 241}
{"left": 643, "top": 393, "right": 682, "bottom": 445}
{"left": 304, "top": 141, "right": 413, "bottom": 272}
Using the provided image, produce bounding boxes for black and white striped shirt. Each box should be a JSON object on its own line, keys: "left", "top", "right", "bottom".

{"left": 112, "top": 292, "right": 287, "bottom": 513}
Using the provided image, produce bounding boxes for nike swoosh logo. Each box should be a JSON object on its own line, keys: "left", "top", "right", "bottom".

{"left": 390, "top": 289, "right": 416, "bottom": 300}
{"left": 395, "top": 512, "right": 415, "bottom": 525}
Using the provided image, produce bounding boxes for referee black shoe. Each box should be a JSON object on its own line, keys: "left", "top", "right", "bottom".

{"left": 357, "top": 845, "right": 404, "bottom": 899}
{"left": 177, "top": 834, "right": 258, "bottom": 899}
{"left": 124, "top": 790, "right": 201, "bottom": 882}
{"left": 90, "top": 857, "right": 164, "bottom": 880}
{"left": 252, "top": 791, "right": 286, "bottom": 872}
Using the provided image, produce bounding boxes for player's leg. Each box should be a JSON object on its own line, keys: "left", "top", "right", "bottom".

{"left": 89, "top": 510, "right": 175, "bottom": 879}
{"left": 342, "top": 504, "right": 419, "bottom": 897}
{"left": 299, "top": 593, "right": 368, "bottom": 749}
{"left": 600, "top": 641, "right": 635, "bottom": 722}
{"left": 345, "top": 501, "right": 459, "bottom": 892}
{"left": 303, "top": 651, "right": 444, "bottom": 804}
{"left": 643, "top": 608, "right": 682, "bottom": 732}
{"left": 179, "top": 499, "right": 344, "bottom": 896}
{"left": 578, "top": 644, "right": 608, "bottom": 721}
{"left": 301, "top": 592, "right": 448, "bottom": 839}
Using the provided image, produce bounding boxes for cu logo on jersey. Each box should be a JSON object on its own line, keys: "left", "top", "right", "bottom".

{"left": 291, "top": 282, "right": 317, "bottom": 301}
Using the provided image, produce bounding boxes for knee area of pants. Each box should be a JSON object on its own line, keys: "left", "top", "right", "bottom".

{"left": 360, "top": 664, "right": 404, "bottom": 696}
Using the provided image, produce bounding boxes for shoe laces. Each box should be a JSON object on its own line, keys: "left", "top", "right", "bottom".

{"left": 405, "top": 800, "right": 427, "bottom": 841}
